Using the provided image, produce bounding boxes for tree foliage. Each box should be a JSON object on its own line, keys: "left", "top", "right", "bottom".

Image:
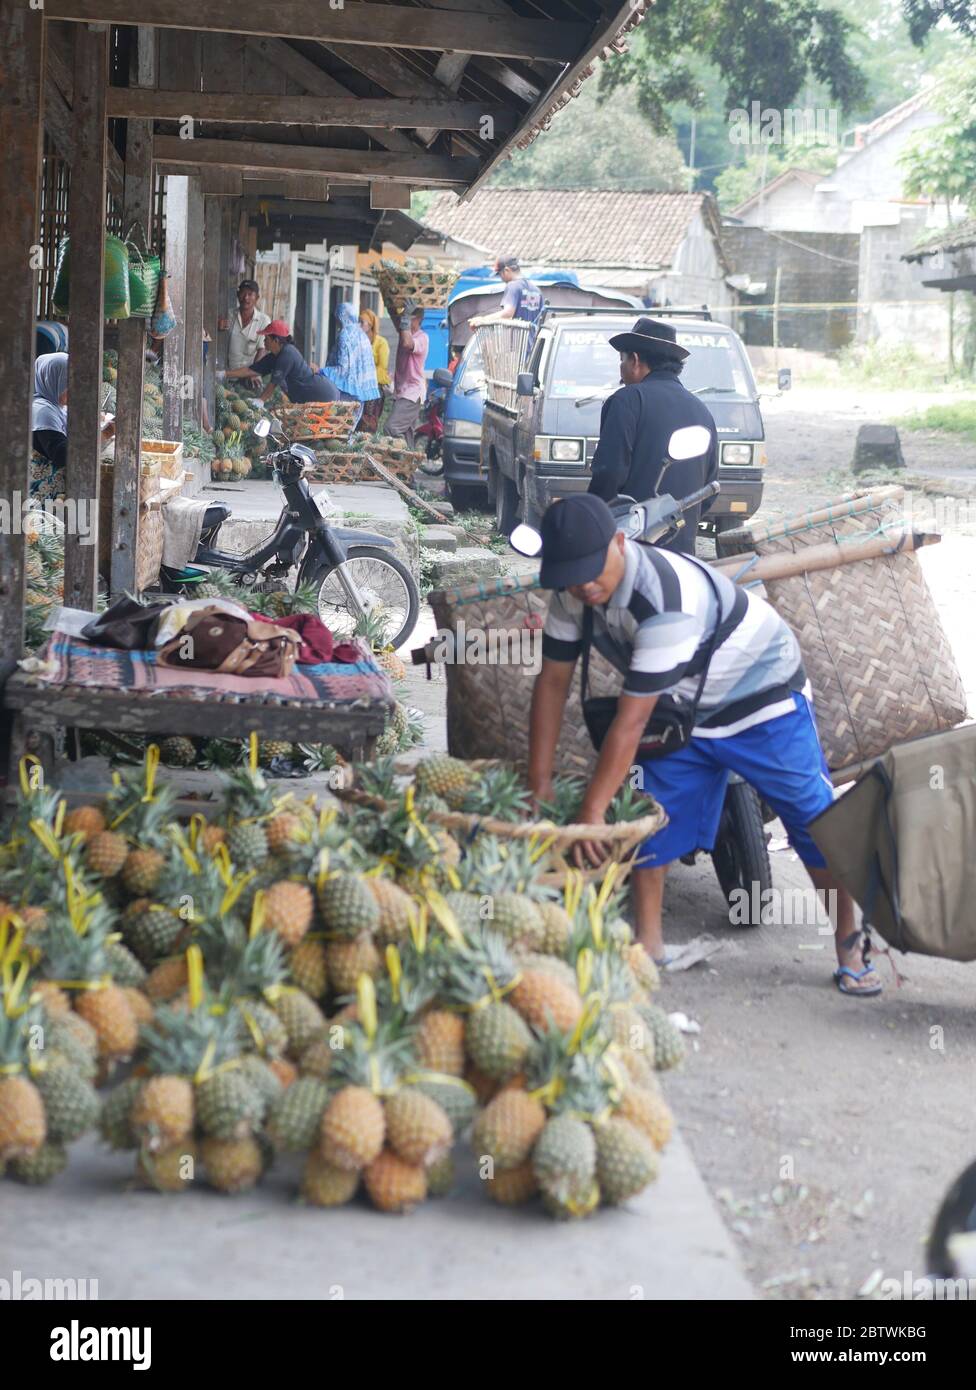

{"left": 903, "top": 0, "right": 976, "bottom": 44}
{"left": 714, "top": 145, "right": 839, "bottom": 213}
{"left": 899, "top": 50, "right": 976, "bottom": 211}
{"left": 599, "top": 0, "right": 868, "bottom": 130}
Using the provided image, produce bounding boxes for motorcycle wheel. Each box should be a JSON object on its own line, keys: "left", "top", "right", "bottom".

{"left": 711, "top": 780, "right": 771, "bottom": 927}
{"left": 417, "top": 440, "right": 445, "bottom": 476}
{"left": 310, "top": 545, "right": 420, "bottom": 651}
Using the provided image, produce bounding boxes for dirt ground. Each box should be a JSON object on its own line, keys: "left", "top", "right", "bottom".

{"left": 406, "top": 383, "right": 976, "bottom": 1301}
{"left": 655, "top": 384, "right": 976, "bottom": 1301}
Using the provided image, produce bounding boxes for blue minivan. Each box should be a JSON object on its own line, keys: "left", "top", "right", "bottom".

{"left": 440, "top": 270, "right": 639, "bottom": 506}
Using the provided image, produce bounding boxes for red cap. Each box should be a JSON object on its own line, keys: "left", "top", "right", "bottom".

{"left": 265, "top": 319, "right": 291, "bottom": 338}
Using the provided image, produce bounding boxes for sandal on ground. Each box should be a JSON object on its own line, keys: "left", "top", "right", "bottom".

{"left": 833, "top": 963, "right": 883, "bottom": 997}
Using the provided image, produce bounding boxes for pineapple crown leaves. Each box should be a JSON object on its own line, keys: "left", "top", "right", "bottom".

{"left": 453, "top": 833, "right": 556, "bottom": 904}
{"left": 220, "top": 764, "right": 276, "bottom": 824}
{"left": 0, "top": 984, "right": 45, "bottom": 1073}
{"left": 35, "top": 906, "right": 117, "bottom": 985}
{"left": 433, "top": 924, "right": 520, "bottom": 1010}
{"left": 524, "top": 1004, "right": 622, "bottom": 1120}
{"left": 352, "top": 607, "right": 394, "bottom": 652}
{"left": 211, "top": 926, "right": 288, "bottom": 1005}
{"left": 372, "top": 938, "right": 443, "bottom": 1019}
{"left": 536, "top": 773, "right": 588, "bottom": 826}
{"left": 103, "top": 748, "right": 178, "bottom": 838}
{"left": 606, "top": 782, "right": 660, "bottom": 826}
{"left": 139, "top": 1000, "right": 245, "bottom": 1079}
{"left": 355, "top": 755, "right": 400, "bottom": 803}
{"left": 457, "top": 765, "right": 533, "bottom": 824}
{"left": 328, "top": 1010, "right": 417, "bottom": 1095}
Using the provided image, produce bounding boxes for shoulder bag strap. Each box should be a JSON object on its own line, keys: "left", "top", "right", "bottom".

{"left": 580, "top": 604, "right": 594, "bottom": 702}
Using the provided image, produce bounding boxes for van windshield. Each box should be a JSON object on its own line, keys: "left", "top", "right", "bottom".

{"left": 548, "top": 325, "right": 756, "bottom": 402}
{"left": 456, "top": 339, "right": 486, "bottom": 395}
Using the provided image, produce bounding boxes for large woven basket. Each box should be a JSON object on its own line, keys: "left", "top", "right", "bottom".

{"left": 428, "top": 574, "right": 621, "bottom": 777}
{"left": 271, "top": 401, "right": 360, "bottom": 441}
{"left": 716, "top": 487, "right": 967, "bottom": 776}
{"left": 375, "top": 264, "right": 459, "bottom": 321}
{"left": 336, "top": 780, "right": 666, "bottom": 886}
{"left": 98, "top": 462, "right": 164, "bottom": 592}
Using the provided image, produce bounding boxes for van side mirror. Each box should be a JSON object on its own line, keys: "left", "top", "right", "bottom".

{"left": 432, "top": 368, "right": 453, "bottom": 388}
{"left": 516, "top": 372, "right": 535, "bottom": 398}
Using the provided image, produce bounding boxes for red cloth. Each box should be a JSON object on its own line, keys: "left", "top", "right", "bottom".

{"left": 248, "top": 612, "right": 361, "bottom": 665}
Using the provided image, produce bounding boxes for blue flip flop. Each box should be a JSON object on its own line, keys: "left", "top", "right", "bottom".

{"left": 834, "top": 963, "right": 883, "bottom": 997}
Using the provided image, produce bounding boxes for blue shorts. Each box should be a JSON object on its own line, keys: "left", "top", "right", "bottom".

{"left": 633, "top": 693, "right": 833, "bottom": 869}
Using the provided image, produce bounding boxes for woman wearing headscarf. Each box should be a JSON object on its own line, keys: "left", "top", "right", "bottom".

{"left": 30, "top": 352, "right": 115, "bottom": 500}
{"left": 318, "top": 303, "right": 378, "bottom": 429}
{"left": 358, "top": 307, "right": 389, "bottom": 433}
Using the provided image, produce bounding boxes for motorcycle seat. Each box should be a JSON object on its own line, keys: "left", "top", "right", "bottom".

{"left": 201, "top": 503, "right": 231, "bottom": 530}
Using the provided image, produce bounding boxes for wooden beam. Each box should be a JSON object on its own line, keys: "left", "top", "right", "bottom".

{"left": 183, "top": 180, "right": 206, "bottom": 430}
{"left": 63, "top": 24, "right": 109, "bottom": 613}
{"left": 0, "top": 2, "right": 45, "bottom": 676}
{"left": 282, "top": 174, "right": 330, "bottom": 201}
{"left": 203, "top": 197, "right": 222, "bottom": 417}
{"left": 200, "top": 169, "right": 244, "bottom": 196}
{"left": 48, "top": 1, "right": 587, "bottom": 62}
{"left": 111, "top": 26, "right": 155, "bottom": 599}
{"left": 106, "top": 88, "right": 512, "bottom": 132}
{"left": 46, "top": 21, "right": 75, "bottom": 104}
{"left": 44, "top": 67, "right": 124, "bottom": 199}
{"left": 370, "top": 182, "right": 411, "bottom": 211}
{"left": 250, "top": 37, "right": 417, "bottom": 156}
{"left": 154, "top": 136, "right": 477, "bottom": 185}
{"left": 161, "top": 176, "right": 188, "bottom": 443}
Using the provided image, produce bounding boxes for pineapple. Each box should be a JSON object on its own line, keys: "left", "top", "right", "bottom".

{"left": 411, "top": 1076, "right": 478, "bottom": 1139}
{"left": 0, "top": 1076, "right": 46, "bottom": 1160}
{"left": 99, "top": 1077, "right": 143, "bottom": 1150}
{"left": 159, "top": 736, "right": 197, "bottom": 768}
{"left": 426, "top": 1152, "right": 455, "bottom": 1198}
{"left": 593, "top": 1117, "right": 659, "bottom": 1204}
{"left": 471, "top": 1090, "right": 546, "bottom": 1171}
{"left": 615, "top": 1084, "right": 673, "bottom": 1151}
{"left": 363, "top": 1149, "right": 427, "bottom": 1213}
{"left": 510, "top": 970, "right": 582, "bottom": 1033}
{"left": 144, "top": 957, "right": 190, "bottom": 1003}
{"left": 383, "top": 1088, "right": 452, "bottom": 1168}
{"left": 320, "top": 1086, "right": 385, "bottom": 1170}
{"left": 267, "top": 1076, "right": 330, "bottom": 1152}
{"left": 288, "top": 938, "right": 328, "bottom": 999}
{"left": 625, "top": 943, "right": 660, "bottom": 997}
{"left": 40, "top": 912, "right": 140, "bottom": 1061}
{"left": 458, "top": 765, "right": 532, "bottom": 823}
{"left": 122, "top": 898, "right": 184, "bottom": 966}
{"left": 414, "top": 1010, "right": 465, "bottom": 1076}
{"left": 298, "top": 1036, "right": 336, "bottom": 1081}
{"left": 538, "top": 902, "right": 573, "bottom": 956}
{"left": 301, "top": 1152, "right": 360, "bottom": 1207}
{"left": 324, "top": 935, "right": 381, "bottom": 996}
{"left": 132, "top": 1075, "right": 195, "bottom": 1150}
{"left": 85, "top": 830, "right": 129, "bottom": 878}
{"left": 195, "top": 1069, "right": 263, "bottom": 1140}
{"left": 317, "top": 873, "right": 380, "bottom": 939}
{"left": 137, "top": 1141, "right": 198, "bottom": 1193}
{"left": 273, "top": 989, "right": 327, "bottom": 1056}
{"left": 368, "top": 877, "right": 415, "bottom": 946}
{"left": 532, "top": 1113, "right": 598, "bottom": 1211}
{"left": 106, "top": 769, "right": 179, "bottom": 897}
{"left": 485, "top": 1160, "right": 538, "bottom": 1206}
{"left": 236, "top": 1053, "right": 283, "bottom": 1118}
{"left": 265, "top": 812, "right": 303, "bottom": 856}
{"left": 353, "top": 609, "right": 407, "bottom": 682}
{"left": 414, "top": 754, "right": 477, "bottom": 809}
{"left": 103, "top": 938, "right": 147, "bottom": 988}
{"left": 227, "top": 821, "right": 269, "bottom": 872}
{"left": 263, "top": 880, "right": 314, "bottom": 947}
{"left": 63, "top": 805, "right": 106, "bottom": 842}
{"left": 464, "top": 1001, "right": 532, "bottom": 1083}
{"left": 33, "top": 1058, "right": 99, "bottom": 1143}
{"left": 258, "top": 740, "right": 295, "bottom": 766}
{"left": 202, "top": 1136, "right": 264, "bottom": 1193}
{"left": 122, "top": 987, "right": 154, "bottom": 1027}
{"left": 8, "top": 1142, "right": 68, "bottom": 1185}
{"left": 636, "top": 1003, "right": 685, "bottom": 1071}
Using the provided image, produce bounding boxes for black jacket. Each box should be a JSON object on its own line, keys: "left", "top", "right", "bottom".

{"left": 587, "top": 366, "right": 718, "bottom": 554}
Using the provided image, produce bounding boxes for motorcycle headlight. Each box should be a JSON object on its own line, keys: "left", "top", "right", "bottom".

{"left": 721, "top": 443, "right": 754, "bottom": 465}
{"left": 550, "top": 438, "right": 584, "bottom": 461}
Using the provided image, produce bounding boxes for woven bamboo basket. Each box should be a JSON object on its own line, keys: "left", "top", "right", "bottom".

{"left": 271, "top": 401, "right": 360, "bottom": 441}
{"left": 716, "top": 487, "right": 967, "bottom": 775}
{"left": 135, "top": 503, "right": 165, "bottom": 591}
{"left": 336, "top": 779, "right": 666, "bottom": 886}
{"left": 428, "top": 574, "right": 622, "bottom": 778}
{"left": 375, "top": 264, "right": 459, "bottom": 321}
{"left": 98, "top": 462, "right": 163, "bottom": 590}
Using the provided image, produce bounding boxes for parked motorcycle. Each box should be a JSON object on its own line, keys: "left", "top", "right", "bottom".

{"left": 510, "top": 424, "right": 772, "bottom": 924}
{"left": 414, "top": 372, "right": 451, "bottom": 476}
{"left": 159, "top": 415, "right": 420, "bottom": 649}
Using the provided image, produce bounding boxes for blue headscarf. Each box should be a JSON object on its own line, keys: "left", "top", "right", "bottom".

{"left": 32, "top": 352, "right": 69, "bottom": 434}
{"left": 320, "top": 303, "right": 379, "bottom": 401}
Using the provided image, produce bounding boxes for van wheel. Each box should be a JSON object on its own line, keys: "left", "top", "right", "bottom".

{"left": 448, "top": 481, "right": 489, "bottom": 511}
{"left": 493, "top": 469, "right": 520, "bottom": 536}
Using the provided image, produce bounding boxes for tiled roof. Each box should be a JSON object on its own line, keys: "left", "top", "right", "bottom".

{"left": 422, "top": 188, "right": 724, "bottom": 272}
{"left": 904, "top": 217, "right": 976, "bottom": 261}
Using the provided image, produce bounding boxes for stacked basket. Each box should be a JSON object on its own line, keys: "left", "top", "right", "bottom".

{"left": 375, "top": 257, "right": 459, "bottom": 321}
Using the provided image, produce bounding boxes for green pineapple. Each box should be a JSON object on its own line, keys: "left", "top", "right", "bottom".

{"left": 104, "top": 938, "right": 147, "bottom": 988}
{"left": 593, "top": 1117, "right": 659, "bottom": 1204}
{"left": 317, "top": 873, "right": 380, "bottom": 939}
{"left": 33, "top": 1058, "right": 100, "bottom": 1143}
{"left": 459, "top": 765, "right": 533, "bottom": 823}
{"left": 635, "top": 1003, "right": 685, "bottom": 1071}
{"left": 227, "top": 821, "right": 270, "bottom": 872}
{"left": 266, "top": 1076, "right": 330, "bottom": 1152}
{"left": 8, "top": 1143, "right": 68, "bottom": 1185}
{"left": 273, "top": 989, "right": 327, "bottom": 1056}
{"left": 99, "top": 1077, "right": 143, "bottom": 1150}
{"left": 464, "top": 1000, "right": 532, "bottom": 1082}
{"left": 533, "top": 1113, "right": 598, "bottom": 1211}
{"left": 414, "top": 754, "right": 477, "bottom": 810}
{"left": 159, "top": 736, "right": 197, "bottom": 768}
{"left": 194, "top": 1068, "right": 264, "bottom": 1140}
{"left": 122, "top": 898, "right": 184, "bottom": 967}
{"left": 258, "top": 740, "right": 294, "bottom": 766}
{"left": 411, "top": 1075, "right": 478, "bottom": 1139}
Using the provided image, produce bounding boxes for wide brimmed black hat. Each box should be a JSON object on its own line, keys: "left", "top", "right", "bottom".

{"left": 608, "top": 316, "right": 688, "bottom": 362}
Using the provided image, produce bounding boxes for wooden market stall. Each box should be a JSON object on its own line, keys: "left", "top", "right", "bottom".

{"left": 0, "top": 0, "right": 649, "bottom": 775}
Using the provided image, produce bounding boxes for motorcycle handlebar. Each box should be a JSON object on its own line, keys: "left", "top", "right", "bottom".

{"left": 676, "top": 480, "right": 721, "bottom": 512}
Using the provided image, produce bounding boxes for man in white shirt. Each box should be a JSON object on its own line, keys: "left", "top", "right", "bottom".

{"left": 222, "top": 280, "right": 271, "bottom": 370}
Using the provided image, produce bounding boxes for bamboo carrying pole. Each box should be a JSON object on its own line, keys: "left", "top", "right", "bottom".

{"left": 711, "top": 529, "right": 941, "bottom": 584}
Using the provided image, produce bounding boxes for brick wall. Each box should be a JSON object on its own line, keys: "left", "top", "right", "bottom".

{"left": 721, "top": 225, "right": 859, "bottom": 351}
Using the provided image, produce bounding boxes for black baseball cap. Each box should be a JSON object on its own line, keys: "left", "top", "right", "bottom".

{"left": 538, "top": 494, "right": 617, "bottom": 589}
{"left": 238, "top": 279, "right": 260, "bottom": 294}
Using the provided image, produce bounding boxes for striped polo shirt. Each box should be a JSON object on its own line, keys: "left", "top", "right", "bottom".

{"left": 541, "top": 540, "right": 807, "bottom": 738}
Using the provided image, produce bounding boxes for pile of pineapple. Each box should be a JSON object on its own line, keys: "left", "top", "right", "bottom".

{"left": 0, "top": 742, "right": 685, "bottom": 1218}
{"left": 24, "top": 518, "right": 65, "bottom": 653}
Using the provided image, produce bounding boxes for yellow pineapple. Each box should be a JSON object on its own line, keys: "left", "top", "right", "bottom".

{"left": 143, "top": 957, "right": 190, "bottom": 1002}
{"left": 415, "top": 1010, "right": 465, "bottom": 1076}
{"left": 75, "top": 985, "right": 139, "bottom": 1061}
{"left": 85, "top": 830, "right": 129, "bottom": 878}
{"left": 319, "top": 1086, "right": 385, "bottom": 1170}
{"left": 0, "top": 1075, "right": 46, "bottom": 1160}
{"left": 363, "top": 1149, "right": 427, "bottom": 1213}
{"left": 264, "top": 880, "right": 313, "bottom": 947}
{"left": 288, "top": 938, "right": 328, "bottom": 999}
{"left": 63, "top": 805, "right": 106, "bottom": 842}
{"left": 383, "top": 1089, "right": 452, "bottom": 1167}
{"left": 202, "top": 1136, "right": 264, "bottom": 1194}
{"left": 484, "top": 1160, "right": 539, "bottom": 1205}
{"left": 301, "top": 1152, "right": 360, "bottom": 1207}
{"left": 510, "top": 971, "right": 583, "bottom": 1033}
{"left": 137, "top": 1141, "right": 197, "bottom": 1192}
{"left": 131, "top": 1075, "right": 195, "bottom": 1150}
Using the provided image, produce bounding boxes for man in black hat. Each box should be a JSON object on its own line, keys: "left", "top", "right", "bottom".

{"left": 587, "top": 317, "right": 718, "bottom": 555}
{"left": 526, "top": 492, "right": 880, "bottom": 996}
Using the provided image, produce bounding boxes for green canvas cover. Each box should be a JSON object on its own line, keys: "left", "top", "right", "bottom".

{"left": 810, "top": 724, "right": 976, "bottom": 961}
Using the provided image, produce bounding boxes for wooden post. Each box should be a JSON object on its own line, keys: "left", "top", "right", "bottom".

{"left": 162, "top": 175, "right": 188, "bottom": 441}
{"left": 63, "top": 23, "right": 109, "bottom": 613}
{"left": 183, "top": 179, "right": 205, "bottom": 429}
{"left": 0, "top": 2, "right": 45, "bottom": 678}
{"left": 772, "top": 265, "right": 782, "bottom": 373}
{"left": 217, "top": 201, "right": 235, "bottom": 370}
{"left": 111, "top": 25, "right": 155, "bottom": 597}
{"left": 203, "top": 197, "right": 222, "bottom": 423}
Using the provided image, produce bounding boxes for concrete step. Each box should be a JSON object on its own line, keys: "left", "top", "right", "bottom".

{"left": 425, "top": 545, "right": 502, "bottom": 587}
{"left": 421, "top": 526, "right": 458, "bottom": 553}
